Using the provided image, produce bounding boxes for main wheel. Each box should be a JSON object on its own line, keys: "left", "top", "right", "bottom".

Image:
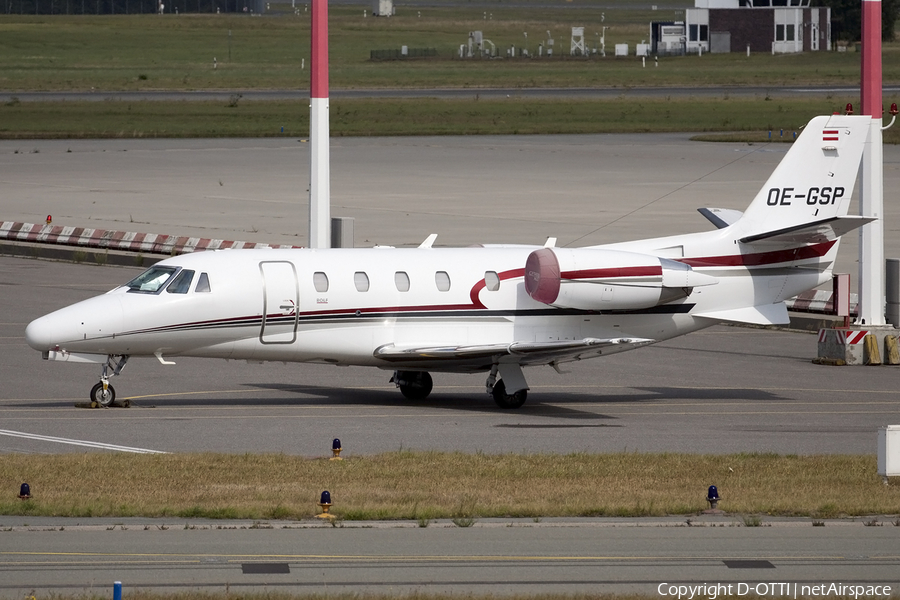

{"left": 90, "top": 382, "right": 116, "bottom": 408}
{"left": 397, "top": 371, "right": 433, "bottom": 400}
{"left": 491, "top": 379, "right": 527, "bottom": 409}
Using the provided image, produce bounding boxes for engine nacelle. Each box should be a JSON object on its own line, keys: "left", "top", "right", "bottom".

{"left": 524, "top": 248, "right": 716, "bottom": 311}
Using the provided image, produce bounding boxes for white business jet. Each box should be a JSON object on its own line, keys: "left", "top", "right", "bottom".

{"left": 26, "top": 115, "right": 872, "bottom": 408}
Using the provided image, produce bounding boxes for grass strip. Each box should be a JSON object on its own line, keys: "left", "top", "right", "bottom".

{"left": 5, "top": 96, "right": 900, "bottom": 140}
{"left": 1, "top": 451, "right": 897, "bottom": 520}
{"left": 1, "top": 12, "right": 897, "bottom": 92}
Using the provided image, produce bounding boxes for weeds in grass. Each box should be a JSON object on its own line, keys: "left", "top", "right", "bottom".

{"left": 741, "top": 515, "right": 762, "bottom": 527}
{"left": 864, "top": 518, "right": 882, "bottom": 526}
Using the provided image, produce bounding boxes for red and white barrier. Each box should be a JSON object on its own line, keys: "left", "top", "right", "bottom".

{"left": 818, "top": 329, "right": 869, "bottom": 345}
{"left": 0, "top": 221, "right": 301, "bottom": 255}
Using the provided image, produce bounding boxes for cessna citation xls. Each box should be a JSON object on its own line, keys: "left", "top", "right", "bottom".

{"left": 26, "top": 115, "right": 873, "bottom": 409}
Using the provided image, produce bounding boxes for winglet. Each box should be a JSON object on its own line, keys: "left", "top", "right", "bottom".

{"left": 418, "top": 234, "right": 438, "bottom": 248}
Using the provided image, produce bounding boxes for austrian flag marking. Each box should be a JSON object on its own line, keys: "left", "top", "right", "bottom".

{"left": 822, "top": 129, "right": 840, "bottom": 142}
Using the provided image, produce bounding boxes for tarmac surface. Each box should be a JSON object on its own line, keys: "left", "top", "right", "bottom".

{"left": 2, "top": 133, "right": 900, "bottom": 597}
{"left": 0, "top": 515, "right": 898, "bottom": 598}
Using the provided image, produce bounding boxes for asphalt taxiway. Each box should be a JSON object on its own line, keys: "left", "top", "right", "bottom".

{"left": 0, "top": 517, "right": 898, "bottom": 597}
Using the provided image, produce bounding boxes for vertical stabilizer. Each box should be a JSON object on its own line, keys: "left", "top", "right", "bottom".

{"left": 736, "top": 115, "right": 869, "bottom": 239}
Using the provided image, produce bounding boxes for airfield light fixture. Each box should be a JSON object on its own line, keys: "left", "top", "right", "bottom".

{"left": 882, "top": 103, "right": 899, "bottom": 131}
{"left": 18, "top": 482, "right": 31, "bottom": 500}
{"left": 317, "top": 490, "right": 334, "bottom": 519}
{"left": 706, "top": 485, "right": 720, "bottom": 510}
{"left": 45, "top": 215, "right": 52, "bottom": 225}
{"left": 845, "top": 103, "right": 854, "bottom": 115}
{"left": 331, "top": 438, "right": 343, "bottom": 460}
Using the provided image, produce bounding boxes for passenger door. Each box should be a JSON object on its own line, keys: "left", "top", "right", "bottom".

{"left": 259, "top": 261, "right": 299, "bottom": 344}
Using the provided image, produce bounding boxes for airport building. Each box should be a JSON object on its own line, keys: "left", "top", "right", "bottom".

{"left": 651, "top": 0, "right": 831, "bottom": 55}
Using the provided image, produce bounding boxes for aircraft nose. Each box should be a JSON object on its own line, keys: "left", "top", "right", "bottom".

{"left": 25, "top": 295, "right": 124, "bottom": 352}
{"left": 25, "top": 312, "right": 75, "bottom": 351}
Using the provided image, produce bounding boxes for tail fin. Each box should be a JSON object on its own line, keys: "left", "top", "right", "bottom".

{"left": 735, "top": 114, "right": 871, "bottom": 243}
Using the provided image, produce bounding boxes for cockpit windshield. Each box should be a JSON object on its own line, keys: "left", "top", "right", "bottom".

{"left": 125, "top": 266, "right": 179, "bottom": 293}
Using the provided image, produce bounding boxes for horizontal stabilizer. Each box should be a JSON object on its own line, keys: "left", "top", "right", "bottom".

{"left": 374, "top": 337, "right": 655, "bottom": 364}
{"left": 740, "top": 215, "right": 876, "bottom": 245}
{"left": 698, "top": 207, "right": 743, "bottom": 230}
{"left": 694, "top": 302, "right": 789, "bottom": 325}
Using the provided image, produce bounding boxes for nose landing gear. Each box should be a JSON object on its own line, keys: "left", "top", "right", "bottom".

{"left": 90, "top": 355, "right": 130, "bottom": 408}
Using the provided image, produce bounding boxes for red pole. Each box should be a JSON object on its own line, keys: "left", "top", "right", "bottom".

{"left": 858, "top": 0, "right": 886, "bottom": 325}
{"left": 309, "top": 0, "right": 330, "bottom": 248}
{"left": 311, "top": 0, "right": 328, "bottom": 101}
{"left": 861, "top": 0, "right": 882, "bottom": 117}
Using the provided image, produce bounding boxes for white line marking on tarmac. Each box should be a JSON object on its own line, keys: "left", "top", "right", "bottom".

{"left": 0, "top": 429, "right": 166, "bottom": 454}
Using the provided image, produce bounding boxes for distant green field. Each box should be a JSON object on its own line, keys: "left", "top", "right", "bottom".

{"left": 0, "top": 10, "right": 898, "bottom": 137}
{"left": 0, "top": 11, "right": 897, "bottom": 91}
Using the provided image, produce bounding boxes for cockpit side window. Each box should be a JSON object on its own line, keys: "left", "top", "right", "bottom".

{"left": 125, "top": 266, "right": 179, "bottom": 294}
{"left": 196, "top": 272, "right": 211, "bottom": 293}
{"left": 166, "top": 269, "right": 195, "bottom": 294}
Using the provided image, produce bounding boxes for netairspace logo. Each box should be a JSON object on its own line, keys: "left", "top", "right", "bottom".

{"left": 657, "top": 582, "right": 893, "bottom": 599}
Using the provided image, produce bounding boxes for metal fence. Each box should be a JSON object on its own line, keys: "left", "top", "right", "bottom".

{"left": 370, "top": 48, "right": 437, "bottom": 61}
{"left": 5, "top": 0, "right": 249, "bottom": 14}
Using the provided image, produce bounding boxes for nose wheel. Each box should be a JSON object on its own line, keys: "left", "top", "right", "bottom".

{"left": 90, "top": 382, "right": 116, "bottom": 408}
{"left": 90, "top": 354, "right": 130, "bottom": 408}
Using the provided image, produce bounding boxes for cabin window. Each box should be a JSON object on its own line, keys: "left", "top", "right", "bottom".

{"left": 166, "top": 269, "right": 195, "bottom": 294}
{"left": 435, "top": 271, "right": 451, "bottom": 292}
{"left": 196, "top": 272, "right": 211, "bottom": 293}
{"left": 125, "top": 266, "right": 178, "bottom": 294}
{"left": 354, "top": 271, "right": 370, "bottom": 292}
{"left": 313, "top": 271, "right": 329, "bottom": 293}
{"left": 395, "top": 271, "right": 410, "bottom": 292}
{"left": 485, "top": 271, "right": 500, "bottom": 292}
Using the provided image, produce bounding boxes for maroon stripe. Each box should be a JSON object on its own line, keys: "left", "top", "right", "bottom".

{"left": 561, "top": 266, "right": 662, "bottom": 280}
{"left": 469, "top": 267, "right": 524, "bottom": 308}
{"left": 681, "top": 241, "right": 835, "bottom": 268}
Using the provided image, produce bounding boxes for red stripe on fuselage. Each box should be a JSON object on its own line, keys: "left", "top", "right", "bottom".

{"left": 680, "top": 241, "right": 835, "bottom": 268}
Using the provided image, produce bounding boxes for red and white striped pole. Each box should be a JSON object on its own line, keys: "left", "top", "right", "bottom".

{"left": 309, "top": 0, "right": 330, "bottom": 249}
{"left": 858, "top": 0, "right": 885, "bottom": 325}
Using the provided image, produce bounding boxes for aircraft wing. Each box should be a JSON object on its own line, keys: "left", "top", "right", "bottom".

{"left": 374, "top": 337, "right": 655, "bottom": 366}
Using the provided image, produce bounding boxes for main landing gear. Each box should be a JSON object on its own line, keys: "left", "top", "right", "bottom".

{"left": 90, "top": 355, "right": 129, "bottom": 408}
{"left": 391, "top": 370, "right": 433, "bottom": 400}
{"left": 486, "top": 363, "right": 528, "bottom": 409}
{"left": 490, "top": 378, "right": 528, "bottom": 409}
{"left": 391, "top": 363, "right": 529, "bottom": 409}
